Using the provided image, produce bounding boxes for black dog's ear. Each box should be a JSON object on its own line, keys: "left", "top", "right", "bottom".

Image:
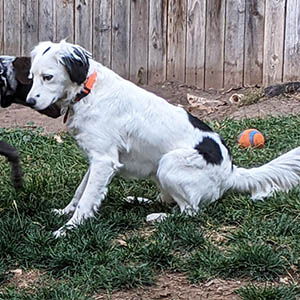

{"left": 12, "top": 57, "right": 31, "bottom": 85}
{"left": 60, "top": 46, "right": 90, "bottom": 85}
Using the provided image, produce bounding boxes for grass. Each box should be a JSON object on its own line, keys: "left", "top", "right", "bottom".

{"left": 1, "top": 115, "right": 300, "bottom": 299}
{"left": 236, "top": 284, "right": 300, "bottom": 300}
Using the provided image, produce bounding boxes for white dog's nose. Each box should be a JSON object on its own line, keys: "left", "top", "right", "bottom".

{"left": 26, "top": 97, "right": 37, "bottom": 107}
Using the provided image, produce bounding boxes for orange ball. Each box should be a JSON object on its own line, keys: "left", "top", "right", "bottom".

{"left": 238, "top": 129, "right": 265, "bottom": 148}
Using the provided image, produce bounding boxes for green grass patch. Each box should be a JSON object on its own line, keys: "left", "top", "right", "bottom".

{"left": 1, "top": 115, "right": 300, "bottom": 298}
{"left": 185, "top": 242, "right": 290, "bottom": 282}
{"left": 236, "top": 284, "right": 300, "bottom": 300}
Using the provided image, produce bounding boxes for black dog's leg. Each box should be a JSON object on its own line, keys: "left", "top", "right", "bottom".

{"left": 0, "top": 141, "right": 23, "bottom": 189}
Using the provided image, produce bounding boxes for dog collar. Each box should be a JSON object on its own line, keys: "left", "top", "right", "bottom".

{"left": 63, "top": 71, "right": 97, "bottom": 123}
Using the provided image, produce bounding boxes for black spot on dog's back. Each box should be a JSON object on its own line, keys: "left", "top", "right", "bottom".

{"left": 187, "top": 112, "right": 213, "bottom": 132}
{"left": 195, "top": 137, "right": 223, "bottom": 165}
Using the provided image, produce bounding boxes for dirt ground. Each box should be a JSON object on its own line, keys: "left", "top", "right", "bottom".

{"left": 93, "top": 273, "right": 247, "bottom": 300}
{"left": 2, "top": 81, "right": 300, "bottom": 299}
{"left": 2, "top": 81, "right": 300, "bottom": 134}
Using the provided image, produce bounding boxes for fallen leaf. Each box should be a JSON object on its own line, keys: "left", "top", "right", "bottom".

{"left": 10, "top": 269, "right": 23, "bottom": 276}
{"left": 53, "top": 135, "right": 63, "bottom": 143}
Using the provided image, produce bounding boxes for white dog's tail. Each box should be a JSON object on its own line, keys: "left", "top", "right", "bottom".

{"left": 229, "top": 147, "right": 300, "bottom": 200}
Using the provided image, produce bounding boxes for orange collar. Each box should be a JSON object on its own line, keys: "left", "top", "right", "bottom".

{"left": 63, "top": 71, "right": 97, "bottom": 123}
{"left": 73, "top": 71, "right": 97, "bottom": 103}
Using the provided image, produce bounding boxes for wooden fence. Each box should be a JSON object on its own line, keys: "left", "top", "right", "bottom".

{"left": 0, "top": 0, "right": 299, "bottom": 89}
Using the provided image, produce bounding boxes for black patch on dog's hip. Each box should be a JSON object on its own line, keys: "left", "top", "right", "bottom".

{"left": 187, "top": 112, "right": 213, "bottom": 132}
{"left": 195, "top": 137, "right": 223, "bottom": 165}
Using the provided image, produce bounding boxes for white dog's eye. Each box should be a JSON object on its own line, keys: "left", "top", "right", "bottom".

{"left": 42, "top": 74, "right": 53, "bottom": 81}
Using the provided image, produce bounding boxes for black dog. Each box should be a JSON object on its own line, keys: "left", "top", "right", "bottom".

{"left": 0, "top": 56, "right": 61, "bottom": 116}
{"left": 0, "top": 56, "right": 61, "bottom": 188}
{"left": 0, "top": 141, "right": 23, "bottom": 188}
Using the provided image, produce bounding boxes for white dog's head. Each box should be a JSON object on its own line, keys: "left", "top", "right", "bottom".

{"left": 26, "top": 40, "right": 91, "bottom": 110}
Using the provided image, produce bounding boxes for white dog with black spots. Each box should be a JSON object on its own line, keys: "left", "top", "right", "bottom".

{"left": 27, "top": 40, "right": 300, "bottom": 237}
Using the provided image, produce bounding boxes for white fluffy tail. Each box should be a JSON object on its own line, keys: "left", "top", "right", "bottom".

{"left": 230, "top": 147, "right": 300, "bottom": 200}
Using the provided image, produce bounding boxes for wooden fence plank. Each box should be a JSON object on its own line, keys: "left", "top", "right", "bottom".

{"left": 244, "top": 0, "right": 265, "bottom": 87}
{"left": 4, "top": 1, "right": 21, "bottom": 55}
{"left": 56, "top": 0, "right": 74, "bottom": 42}
{"left": 186, "top": 0, "right": 206, "bottom": 88}
{"left": 93, "top": 0, "right": 112, "bottom": 67}
{"left": 283, "top": 0, "right": 300, "bottom": 82}
{"left": 263, "top": 0, "right": 286, "bottom": 86}
{"left": 130, "top": 0, "right": 149, "bottom": 85}
{"left": 75, "top": 0, "right": 93, "bottom": 52}
{"left": 1, "top": 0, "right": 300, "bottom": 88}
{"left": 39, "top": 0, "right": 56, "bottom": 42}
{"left": 205, "top": 0, "right": 225, "bottom": 89}
{"left": 0, "top": 0, "right": 3, "bottom": 54}
{"left": 224, "top": 0, "right": 245, "bottom": 89}
{"left": 167, "top": 0, "right": 187, "bottom": 82}
{"left": 148, "top": 0, "right": 167, "bottom": 84}
{"left": 21, "top": 0, "right": 39, "bottom": 56}
{"left": 111, "top": 0, "right": 130, "bottom": 78}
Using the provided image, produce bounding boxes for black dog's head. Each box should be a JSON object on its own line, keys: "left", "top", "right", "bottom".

{"left": 0, "top": 56, "right": 20, "bottom": 107}
{"left": 0, "top": 56, "right": 61, "bottom": 118}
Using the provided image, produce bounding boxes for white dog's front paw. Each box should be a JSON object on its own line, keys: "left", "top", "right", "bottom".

{"left": 182, "top": 206, "right": 198, "bottom": 216}
{"left": 52, "top": 208, "right": 66, "bottom": 216}
{"left": 52, "top": 223, "right": 75, "bottom": 238}
{"left": 52, "top": 207, "right": 75, "bottom": 216}
{"left": 53, "top": 228, "right": 67, "bottom": 238}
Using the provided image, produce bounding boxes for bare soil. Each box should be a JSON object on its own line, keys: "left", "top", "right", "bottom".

{"left": 1, "top": 81, "right": 300, "bottom": 299}
{"left": 93, "top": 273, "right": 247, "bottom": 300}
{"left": 1, "top": 81, "right": 300, "bottom": 134}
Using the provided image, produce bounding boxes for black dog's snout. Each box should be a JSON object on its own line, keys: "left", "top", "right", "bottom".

{"left": 26, "top": 97, "right": 36, "bottom": 107}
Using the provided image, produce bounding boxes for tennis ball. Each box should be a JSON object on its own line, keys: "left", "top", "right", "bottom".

{"left": 238, "top": 128, "right": 265, "bottom": 148}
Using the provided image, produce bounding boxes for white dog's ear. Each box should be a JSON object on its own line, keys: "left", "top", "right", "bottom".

{"left": 59, "top": 42, "right": 91, "bottom": 85}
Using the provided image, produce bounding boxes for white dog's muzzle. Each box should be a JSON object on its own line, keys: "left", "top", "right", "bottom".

{"left": 26, "top": 97, "right": 37, "bottom": 107}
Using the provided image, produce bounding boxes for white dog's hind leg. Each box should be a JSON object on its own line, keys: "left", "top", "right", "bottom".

{"left": 157, "top": 149, "right": 227, "bottom": 216}
{"left": 52, "top": 167, "right": 90, "bottom": 216}
{"left": 53, "top": 156, "right": 121, "bottom": 238}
